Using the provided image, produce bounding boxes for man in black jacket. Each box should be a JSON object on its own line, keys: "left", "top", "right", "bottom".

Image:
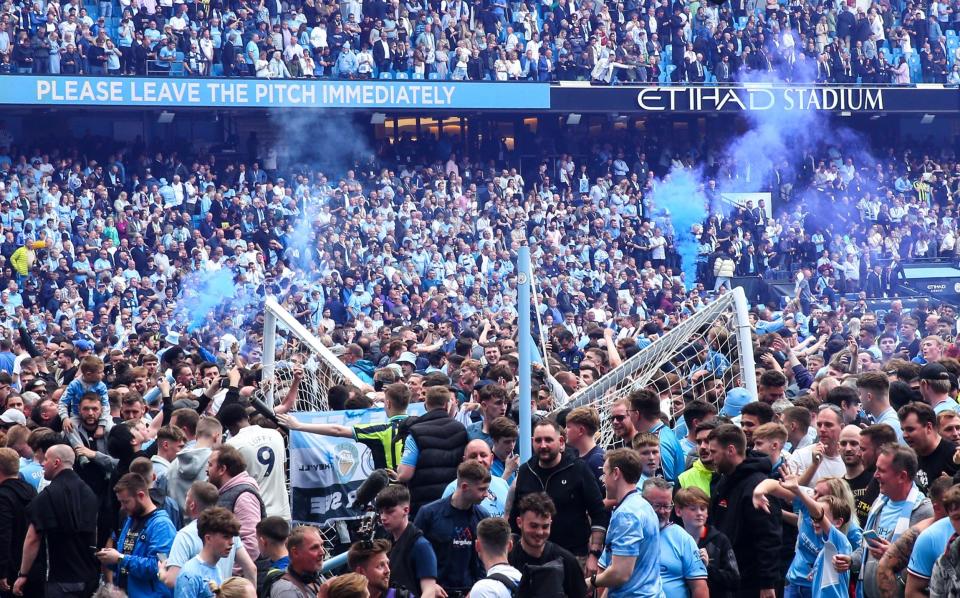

{"left": 397, "top": 386, "right": 468, "bottom": 517}
{"left": 508, "top": 419, "right": 608, "bottom": 577}
{"left": 509, "top": 492, "right": 589, "bottom": 598}
{"left": 707, "top": 423, "right": 781, "bottom": 598}
{"left": 0, "top": 448, "right": 42, "bottom": 595}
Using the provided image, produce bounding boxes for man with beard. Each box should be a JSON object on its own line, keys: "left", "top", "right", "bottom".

{"left": 70, "top": 393, "right": 118, "bottom": 547}
{"left": 607, "top": 399, "right": 637, "bottom": 450}
{"left": 96, "top": 472, "right": 176, "bottom": 598}
{"left": 347, "top": 539, "right": 393, "bottom": 598}
{"left": 708, "top": 424, "right": 781, "bottom": 598}
{"left": 510, "top": 419, "right": 608, "bottom": 576}
{"left": 839, "top": 425, "right": 876, "bottom": 524}
{"left": 679, "top": 420, "right": 719, "bottom": 496}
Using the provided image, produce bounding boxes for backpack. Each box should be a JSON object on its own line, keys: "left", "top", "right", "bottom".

{"left": 488, "top": 557, "right": 567, "bottom": 598}
{"left": 258, "top": 568, "right": 286, "bottom": 598}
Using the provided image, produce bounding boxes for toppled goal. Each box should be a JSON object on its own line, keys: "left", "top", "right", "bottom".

{"left": 564, "top": 287, "right": 757, "bottom": 449}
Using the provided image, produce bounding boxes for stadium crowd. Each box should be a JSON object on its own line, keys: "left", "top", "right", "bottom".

{"left": 1, "top": 0, "right": 960, "bottom": 83}
{"left": 0, "top": 111, "right": 959, "bottom": 598}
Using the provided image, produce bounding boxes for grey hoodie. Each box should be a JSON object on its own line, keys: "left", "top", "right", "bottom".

{"left": 165, "top": 445, "right": 212, "bottom": 512}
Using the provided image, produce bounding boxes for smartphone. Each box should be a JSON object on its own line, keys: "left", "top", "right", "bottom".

{"left": 90, "top": 546, "right": 100, "bottom": 554}
{"left": 863, "top": 530, "right": 881, "bottom": 543}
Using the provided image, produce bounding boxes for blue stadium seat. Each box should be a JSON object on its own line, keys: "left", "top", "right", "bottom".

{"left": 948, "top": 37, "right": 959, "bottom": 49}
{"left": 947, "top": 29, "right": 958, "bottom": 38}
{"left": 211, "top": 64, "right": 224, "bottom": 77}
{"left": 379, "top": 71, "right": 393, "bottom": 79}
{"left": 411, "top": 72, "right": 424, "bottom": 79}
{"left": 395, "top": 71, "right": 409, "bottom": 79}
{"left": 737, "top": 16, "right": 747, "bottom": 30}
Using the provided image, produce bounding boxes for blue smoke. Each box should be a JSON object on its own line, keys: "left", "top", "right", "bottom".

{"left": 177, "top": 269, "right": 239, "bottom": 332}
{"left": 650, "top": 168, "right": 708, "bottom": 285}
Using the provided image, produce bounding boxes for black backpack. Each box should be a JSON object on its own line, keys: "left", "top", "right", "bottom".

{"left": 487, "top": 557, "right": 567, "bottom": 598}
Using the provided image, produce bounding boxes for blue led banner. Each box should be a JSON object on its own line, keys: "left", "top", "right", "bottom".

{"left": 0, "top": 75, "right": 551, "bottom": 110}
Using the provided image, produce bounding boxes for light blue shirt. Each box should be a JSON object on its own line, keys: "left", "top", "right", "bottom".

{"left": 788, "top": 494, "right": 863, "bottom": 587}
{"left": 650, "top": 422, "right": 684, "bottom": 483}
{"left": 658, "top": 523, "right": 707, "bottom": 598}
{"left": 173, "top": 556, "right": 220, "bottom": 598}
{"left": 442, "top": 475, "right": 510, "bottom": 518}
{"left": 874, "top": 407, "right": 904, "bottom": 442}
{"left": 599, "top": 491, "right": 663, "bottom": 598}
{"left": 167, "top": 520, "right": 241, "bottom": 581}
{"left": 400, "top": 435, "right": 419, "bottom": 466}
{"left": 933, "top": 399, "right": 959, "bottom": 416}
{"left": 19, "top": 458, "right": 43, "bottom": 490}
{"left": 812, "top": 525, "right": 852, "bottom": 598}
{"left": 906, "top": 517, "right": 955, "bottom": 579}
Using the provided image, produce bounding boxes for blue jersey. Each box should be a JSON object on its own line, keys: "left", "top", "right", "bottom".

{"left": 812, "top": 525, "right": 852, "bottom": 598}
{"left": 650, "top": 422, "right": 684, "bottom": 483}
{"left": 659, "top": 523, "right": 708, "bottom": 598}
{"left": 599, "top": 491, "right": 663, "bottom": 598}
{"left": 907, "top": 517, "right": 955, "bottom": 580}
{"left": 788, "top": 494, "right": 863, "bottom": 587}
{"left": 173, "top": 556, "right": 220, "bottom": 598}
{"left": 442, "top": 475, "right": 509, "bottom": 518}
{"left": 19, "top": 458, "right": 42, "bottom": 490}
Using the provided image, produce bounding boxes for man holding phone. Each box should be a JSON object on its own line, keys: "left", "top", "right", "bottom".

{"left": 836, "top": 444, "right": 932, "bottom": 598}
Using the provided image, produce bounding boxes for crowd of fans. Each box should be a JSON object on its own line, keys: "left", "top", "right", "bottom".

{"left": 1, "top": 0, "right": 960, "bottom": 83}
{"left": 0, "top": 109, "right": 959, "bottom": 598}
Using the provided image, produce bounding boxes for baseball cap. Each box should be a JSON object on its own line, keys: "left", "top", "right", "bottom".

{"left": 73, "top": 339, "right": 94, "bottom": 352}
{"left": 721, "top": 388, "right": 754, "bottom": 418}
{"left": 0, "top": 408, "right": 26, "bottom": 426}
{"left": 919, "top": 362, "right": 950, "bottom": 381}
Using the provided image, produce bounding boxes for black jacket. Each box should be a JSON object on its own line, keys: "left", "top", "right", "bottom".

{"left": 509, "top": 450, "right": 609, "bottom": 556}
{"left": 709, "top": 452, "right": 781, "bottom": 591}
{"left": 697, "top": 525, "right": 740, "bottom": 598}
{"left": 0, "top": 478, "right": 42, "bottom": 589}
{"left": 406, "top": 409, "right": 467, "bottom": 516}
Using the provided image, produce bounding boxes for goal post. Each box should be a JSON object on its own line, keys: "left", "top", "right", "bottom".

{"left": 563, "top": 286, "right": 757, "bottom": 449}
{"left": 258, "top": 297, "right": 365, "bottom": 412}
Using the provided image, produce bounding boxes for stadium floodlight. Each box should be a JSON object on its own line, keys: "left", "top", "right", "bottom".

{"left": 257, "top": 297, "right": 365, "bottom": 412}
{"left": 562, "top": 287, "right": 756, "bottom": 448}
{"left": 566, "top": 114, "right": 582, "bottom": 126}
{"left": 157, "top": 111, "right": 175, "bottom": 124}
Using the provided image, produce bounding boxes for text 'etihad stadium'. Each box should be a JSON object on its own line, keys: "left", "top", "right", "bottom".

{"left": 637, "top": 87, "right": 884, "bottom": 111}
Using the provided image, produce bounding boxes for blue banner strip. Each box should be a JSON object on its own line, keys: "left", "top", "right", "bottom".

{"left": 0, "top": 75, "right": 551, "bottom": 109}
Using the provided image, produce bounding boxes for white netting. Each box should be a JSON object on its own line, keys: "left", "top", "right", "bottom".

{"left": 565, "top": 288, "right": 756, "bottom": 449}
{"left": 253, "top": 298, "right": 364, "bottom": 412}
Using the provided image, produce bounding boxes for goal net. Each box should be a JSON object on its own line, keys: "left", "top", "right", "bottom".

{"left": 255, "top": 297, "right": 365, "bottom": 413}
{"left": 563, "top": 287, "right": 757, "bottom": 449}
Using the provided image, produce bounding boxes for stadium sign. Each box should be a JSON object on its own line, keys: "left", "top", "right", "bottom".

{"left": 1, "top": 75, "right": 551, "bottom": 110}
{"left": 550, "top": 84, "right": 960, "bottom": 113}
{"left": 635, "top": 86, "right": 883, "bottom": 111}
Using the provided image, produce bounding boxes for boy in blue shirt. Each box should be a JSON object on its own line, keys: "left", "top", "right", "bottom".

{"left": 174, "top": 507, "right": 241, "bottom": 598}
{"left": 781, "top": 475, "right": 853, "bottom": 598}
{"left": 59, "top": 355, "right": 109, "bottom": 437}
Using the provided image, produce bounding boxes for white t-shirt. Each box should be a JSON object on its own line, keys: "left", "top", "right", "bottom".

{"left": 788, "top": 444, "right": 846, "bottom": 486}
{"left": 469, "top": 563, "right": 522, "bottom": 598}
{"left": 226, "top": 425, "right": 291, "bottom": 520}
